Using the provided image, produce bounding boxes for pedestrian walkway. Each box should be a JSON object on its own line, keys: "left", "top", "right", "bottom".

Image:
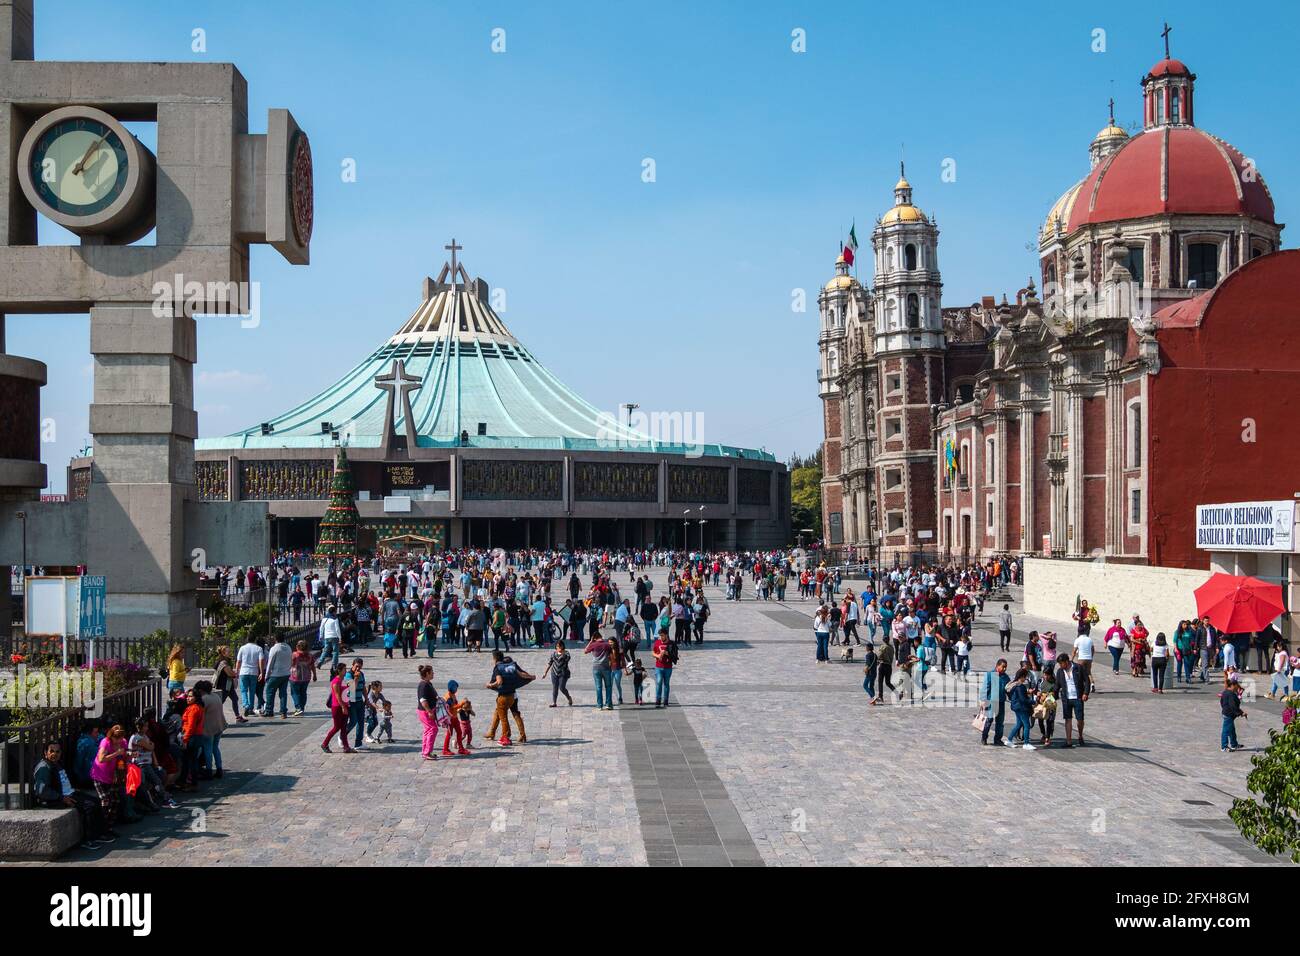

{"left": 24, "top": 570, "right": 1289, "bottom": 867}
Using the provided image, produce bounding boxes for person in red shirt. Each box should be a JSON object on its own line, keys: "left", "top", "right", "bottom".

{"left": 178, "top": 687, "right": 207, "bottom": 791}
{"left": 652, "top": 627, "right": 675, "bottom": 708}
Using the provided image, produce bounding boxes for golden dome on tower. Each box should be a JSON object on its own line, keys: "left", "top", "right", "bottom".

{"left": 881, "top": 204, "right": 927, "bottom": 225}
{"left": 825, "top": 274, "right": 854, "bottom": 291}
{"left": 894, "top": 176, "right": 911, "bottom": 191}
{"left": 1094, "top": 123, "right": 1128, "bottom": 142}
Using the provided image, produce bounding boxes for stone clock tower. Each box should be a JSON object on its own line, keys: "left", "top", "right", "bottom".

{"left": 0, "top": 0, "right": 313, "bottom": 636}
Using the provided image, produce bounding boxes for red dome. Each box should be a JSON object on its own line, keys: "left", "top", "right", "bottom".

{"left": 1147, "top": 58, "right": 1190, "bottom": 77}
{"left": 1065, "top": 127, "right": 1274, "bottom": 232}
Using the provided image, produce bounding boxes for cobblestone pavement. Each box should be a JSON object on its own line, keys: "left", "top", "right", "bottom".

{"left": 24, "top": 571, "right": 1291, "bottom": 867}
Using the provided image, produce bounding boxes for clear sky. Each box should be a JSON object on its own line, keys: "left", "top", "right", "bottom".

{"left": 10, "top": 0, "right": 1298, "bottom": 492}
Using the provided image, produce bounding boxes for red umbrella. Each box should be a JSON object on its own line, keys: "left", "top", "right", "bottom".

{"left": 1193, "top": 573, "right": 1286, "bottom": 634}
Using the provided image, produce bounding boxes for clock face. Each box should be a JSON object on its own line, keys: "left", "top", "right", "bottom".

{"left": 29, "top": 117, "right": 130, "bottom": 216}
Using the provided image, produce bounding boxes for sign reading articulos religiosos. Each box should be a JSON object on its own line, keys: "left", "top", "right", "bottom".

{"left": 1195, "top": 500, "right": 1296, "bottom": 552}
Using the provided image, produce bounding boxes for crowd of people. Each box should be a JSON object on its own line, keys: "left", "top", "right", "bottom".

{"left": 33, "top": 545, "right": 1293, "bottom": 854}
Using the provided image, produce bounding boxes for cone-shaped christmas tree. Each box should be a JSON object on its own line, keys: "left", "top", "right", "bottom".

{"left": 315, "top": 447, "right": 359, "bottom": 561}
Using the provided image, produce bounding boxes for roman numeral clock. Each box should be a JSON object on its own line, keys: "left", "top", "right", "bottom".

{"left": 16, "top": 105, "right": 156, "bottom": 242}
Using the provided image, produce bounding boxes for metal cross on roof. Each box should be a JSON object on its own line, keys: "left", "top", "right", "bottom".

{"left": 444, "top": 238, "right": 462, "bottom": 280}
{"left": 1161, "top": 21, "right": 1172, "bottom": 59}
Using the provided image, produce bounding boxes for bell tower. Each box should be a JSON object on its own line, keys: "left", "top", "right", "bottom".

{"left": 817, "top": 253, "right": 867, "bottom": 549}
{"left": 870, "top": 165, "right": 945, "bottom": 561}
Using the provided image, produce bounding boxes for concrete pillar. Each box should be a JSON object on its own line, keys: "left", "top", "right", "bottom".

{"left": 87, "top": 303, "right": 198, "bottom": 637}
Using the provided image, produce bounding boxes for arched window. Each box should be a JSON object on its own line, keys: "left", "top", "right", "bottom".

{"left": 906, "top": 293, "right": 920, "bottom": 329}
{"left": 1187, "top": 242, "right": 1219, "bottom": 289}
{"left": 1122, "top": 245, "right": 1144, "bottom": 286}
{"left": 1046, "top": 261, "right": 1057, "bottom": 286}
{"left": 1170, "top": 89, "right": 1181, "bottom": 124}
{"left": 885, "top": 247, "right": 895, "bottom": 270}
{"left": 904, "top": 243, "right": 918, "bottom": 271}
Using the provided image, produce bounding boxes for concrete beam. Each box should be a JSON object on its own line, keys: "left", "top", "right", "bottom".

{"left": 0, "top": 500, "right": 88, "bottom": 564}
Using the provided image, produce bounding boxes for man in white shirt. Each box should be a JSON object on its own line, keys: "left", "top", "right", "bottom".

{"left": 316, "top": 606, "right": 342, "bottom": 670}
{"left": 1072, "top": 632, "right": 1096, "bottom": 693}
{"left": 236, "top": 638, "right": 266, "bottom": 717}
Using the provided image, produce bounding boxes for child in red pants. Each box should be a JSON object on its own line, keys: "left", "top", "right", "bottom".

{"left": 442, "top": 681, "right": 471, "bottom": 756}
{"left": 457, "top": 698, "right": 475, "bottom": 750}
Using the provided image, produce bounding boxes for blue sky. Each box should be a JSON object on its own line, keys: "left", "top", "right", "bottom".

{"left": 11, "top": 0, "right": 1298, "bottom": 491}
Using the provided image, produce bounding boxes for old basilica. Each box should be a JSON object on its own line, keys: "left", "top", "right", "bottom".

{"left": 818, "top": 44, "right": 1299, "bottom": 571}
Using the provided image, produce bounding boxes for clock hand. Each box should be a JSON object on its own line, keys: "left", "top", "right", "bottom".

{"left": 71, "top": 132, "right": 110, "bottom": 176}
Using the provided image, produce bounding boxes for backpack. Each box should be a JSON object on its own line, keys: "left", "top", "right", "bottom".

{"left": 668, "top": 641, "right": 680, "bottom": 665}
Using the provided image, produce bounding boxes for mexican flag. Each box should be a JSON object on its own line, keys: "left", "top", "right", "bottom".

{"left": 842, "top": 243, "right": 855, "bottom": 266}
{"left": 842, "top": 222, "right": 859, "bottom": 265}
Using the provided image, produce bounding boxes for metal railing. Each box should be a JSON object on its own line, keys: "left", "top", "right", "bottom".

{"left": 0, "top": 678, "right": 164, "bottom": 809}
{"left": 2, "top": 634, "right": 228, "bottom": 670}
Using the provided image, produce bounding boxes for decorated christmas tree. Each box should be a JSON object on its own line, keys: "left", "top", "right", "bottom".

{"left": 314, "top": 447, "right": 359, "bottom": 561}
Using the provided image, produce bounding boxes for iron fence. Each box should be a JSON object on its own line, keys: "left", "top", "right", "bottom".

{"left": 2, "top": 634, "right": 225, "bottom": 670}
{"left": 0, "top": 678, "right": 164, "bottom": 809}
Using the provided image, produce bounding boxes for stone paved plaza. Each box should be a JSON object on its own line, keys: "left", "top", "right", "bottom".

{"left": 27, "top": 571, "right": 1291, "bottom": 868}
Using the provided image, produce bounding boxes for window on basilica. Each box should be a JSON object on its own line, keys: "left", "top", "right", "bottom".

{"left": 1123, "top": 245, "right": 1144, "bottom": 286}
{"left": 906, "top": 294, "right": 920, "bottom": 328}
{"left": 905, "top": 244, "right": 918, "bottom": 271}
{"left": 1187, "top": 242, "right": 1219, "bottom": 289}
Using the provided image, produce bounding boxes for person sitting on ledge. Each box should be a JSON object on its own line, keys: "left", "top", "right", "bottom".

{"left": 32, "top": 740, "right": 114, "bottom": 851}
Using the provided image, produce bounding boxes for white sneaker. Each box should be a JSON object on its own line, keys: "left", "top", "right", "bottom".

{"left": 354, "top": 742, "right": 366, "bottom": 750}
{"left": 1021, "top": 743, "right": 1036, "bottom": 750}
{"left": 1002, "top": 740, "right": 1015, "bottom": 747}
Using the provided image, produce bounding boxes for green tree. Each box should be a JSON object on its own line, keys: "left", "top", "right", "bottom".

{"left": 1229, "top": 717, "right": 1300, "bottom": 863}
{"left": 788, "top": 449, "right": 822, "bottom": 542}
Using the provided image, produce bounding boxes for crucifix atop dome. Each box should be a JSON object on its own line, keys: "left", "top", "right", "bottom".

{"left": 435, "top": 237, "right": 473, "bottom": 286}
{"left": 1161, "top": 21, "right": 1172, "bottom": 59}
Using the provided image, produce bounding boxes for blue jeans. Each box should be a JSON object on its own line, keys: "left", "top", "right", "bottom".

{"left": 1010, "top": 709, "right": 1033, "bottom": 744}
{"left": 815, "top": 633, "right": 829, "bottom": 661}
{"left": 653, "top": 667, "right": 672, "bottom": 705}
{"left": 593, "top": 667, "right": 613, "bottom": 708}
{"left": 238, "top": 674, "right": 259, "bottom": 713}
{"left": 264, "top": 675, "right": 289, "bottom": 715}
{"left": 200, "top": 731, "right": 223, "bottom": 772}
{"left": 1221, "top": 716, "right": 1239, "bottom": 749}
{"left": 611, "top": 668, "right": 624, "bottom": 704}
{"left": 347, "top": 702, "right": 365, "bottom": 747}
{"left": 1109, "top": 646, "right": 1123, "bottom": 672}
{"left": 290, "top": 680, "right": 308, "bottom": 712}
{"left": 167, "top": 679, "right": 185, "bottom": 695}
{"left": 316, "top": 639, "right": 339, "bottom": 670}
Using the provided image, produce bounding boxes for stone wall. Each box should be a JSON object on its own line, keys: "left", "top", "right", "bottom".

{"left": 1024, "top": 557, "right": 1212, "bottom": 633}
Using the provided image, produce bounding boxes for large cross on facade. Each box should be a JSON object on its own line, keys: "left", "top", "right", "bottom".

{"left": 374, "top": 358, "right": 423, "bottom": 450}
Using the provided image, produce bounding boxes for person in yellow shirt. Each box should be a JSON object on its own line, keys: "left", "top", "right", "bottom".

{"left": 166, "top": 644, "right": 188, "bottom": 695}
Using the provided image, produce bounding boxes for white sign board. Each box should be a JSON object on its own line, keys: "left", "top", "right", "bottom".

{"left": 917, "top": 530, "right": 934, "bottom": 540}
{"left": 383, "top": 495, "right": 412, "bottom": 513}
{"left": 24, "top": 576, "right": 80, "bottom": 637}
{"left": 1195, "top": 500, "right": 1295, "bottom": 552}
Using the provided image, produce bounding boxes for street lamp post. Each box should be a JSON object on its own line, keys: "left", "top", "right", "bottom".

{"left": 15, "top": 511, "right": 27, "bottom": 578}
{"left": 266, "top": 512, "right": 276, "bottom": 640}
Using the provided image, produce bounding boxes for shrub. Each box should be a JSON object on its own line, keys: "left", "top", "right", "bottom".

{"left": 1230, "top": 719, "right": 1300, "bottom": 864}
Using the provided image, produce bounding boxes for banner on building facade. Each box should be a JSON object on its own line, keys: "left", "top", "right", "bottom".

{"left": 1195, "top": 500, "right": 1296, "bottom": 552}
